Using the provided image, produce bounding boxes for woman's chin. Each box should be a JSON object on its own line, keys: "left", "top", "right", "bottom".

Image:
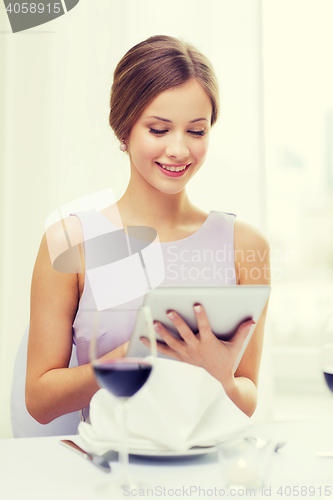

{"left": 154, "top": 183, "right": 187, "bottom": 196}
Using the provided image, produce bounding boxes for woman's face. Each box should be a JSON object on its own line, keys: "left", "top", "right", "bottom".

{"left": 126, "top": 78, "right": 212, "bottom": 195}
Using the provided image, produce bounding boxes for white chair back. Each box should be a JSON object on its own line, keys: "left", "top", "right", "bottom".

{"left": 11, "top": 326, "right": 80, "bottom": 437}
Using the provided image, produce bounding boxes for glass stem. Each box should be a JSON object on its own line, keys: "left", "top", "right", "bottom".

{"left": 119, "top": 397, "right": 130, "bottom": 487}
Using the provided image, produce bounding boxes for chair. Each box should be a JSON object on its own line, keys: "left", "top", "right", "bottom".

{"left": 10, "top": 325, "right": 81, "bottom": 437}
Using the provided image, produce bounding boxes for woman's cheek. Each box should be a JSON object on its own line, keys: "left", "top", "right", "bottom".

{"left": 194, "top": 139, "right": 209, "bottom": 162}
{"left": 141, "top": 135, "right": 163, "bottom": 157}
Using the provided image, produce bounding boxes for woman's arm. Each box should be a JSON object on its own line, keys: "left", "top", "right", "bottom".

{"left": 231, "top": 220, "right": 271, "bottom": 416}
{"left": 26, "top": 218, "right": 127, "bottom": 424}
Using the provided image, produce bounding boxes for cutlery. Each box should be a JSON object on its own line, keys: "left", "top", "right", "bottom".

{"left": 245, "top": 436, "right": 287, "bottom": 452}
{"left": 60, "top": 439, "right": 111, "bottom": 472}
{"left": 274, "top": 441, "right": 287, "bottom": 452}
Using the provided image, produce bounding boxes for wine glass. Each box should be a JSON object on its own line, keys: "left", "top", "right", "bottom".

{"left": 90, "top": 312, "right": 153, "bottom": 495}
{"left": 322, "top": 313, "right": 333, "bottom": 395}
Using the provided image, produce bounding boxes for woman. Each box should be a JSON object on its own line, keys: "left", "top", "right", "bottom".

{"left": 26, "top": 35, "right": 270, "bottom": 425}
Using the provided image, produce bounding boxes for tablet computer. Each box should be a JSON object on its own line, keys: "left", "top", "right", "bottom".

{"left": 126, "top": 285, "right": 270, "bottom": 370}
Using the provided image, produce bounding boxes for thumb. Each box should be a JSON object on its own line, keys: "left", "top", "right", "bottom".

{"left": 230, "top": 319, "right": 256, "bottom": 349}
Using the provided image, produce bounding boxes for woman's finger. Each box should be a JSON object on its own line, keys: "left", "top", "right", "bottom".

{"left": 166, "top": 311, "right": 198, "bottom": 345}
{"left": 154, "top": 321, "right": 187, "bottom": 352}
{"left": 193, "top": 304, "right": 214, "bottom": 340}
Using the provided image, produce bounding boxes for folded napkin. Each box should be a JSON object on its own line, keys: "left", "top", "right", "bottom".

{"left": 78, "top": 357, "right": 251, "bottom": 454}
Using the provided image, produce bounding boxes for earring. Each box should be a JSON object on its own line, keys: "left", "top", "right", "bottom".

{"left": 119, "top": 139, "right": 127, "bottom": 152}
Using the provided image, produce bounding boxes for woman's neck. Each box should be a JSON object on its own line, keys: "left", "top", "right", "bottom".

{"left": 116, "top": 176, "right": 195, "bottom": 230}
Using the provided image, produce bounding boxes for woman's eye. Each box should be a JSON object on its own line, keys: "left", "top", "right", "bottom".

{"left": 149, "top": 128, "right": 205, "bottom": 136}
{"left": 149, "top": 128, "right": 168, "bottom": 135}
{"left": 189, "top": 130, "right": 205, "bottom": 136}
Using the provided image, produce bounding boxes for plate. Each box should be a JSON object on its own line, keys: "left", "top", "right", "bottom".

{"left": 128, "top": 445, "right": 217, "bottom": 458}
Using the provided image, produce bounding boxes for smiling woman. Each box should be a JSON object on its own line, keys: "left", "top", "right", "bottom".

{"left": 24, "top": 35, "right": 270, "bottom": 430}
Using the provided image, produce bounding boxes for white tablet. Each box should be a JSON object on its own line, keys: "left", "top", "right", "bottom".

{"left": 126, "top": 285, "right": 270, "bottom": 370}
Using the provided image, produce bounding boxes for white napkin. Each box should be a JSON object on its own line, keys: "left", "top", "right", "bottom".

{"left": 78, "top": 357, "right": 251, "bottom": 454}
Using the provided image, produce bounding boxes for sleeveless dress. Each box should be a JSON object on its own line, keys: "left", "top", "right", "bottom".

{"left": 71, "top": 209, "right": 237, "bottom": 421}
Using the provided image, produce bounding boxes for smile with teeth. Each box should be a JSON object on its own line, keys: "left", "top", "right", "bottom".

{"left": 157, "top": 162, "right": 189, "bottom": 172}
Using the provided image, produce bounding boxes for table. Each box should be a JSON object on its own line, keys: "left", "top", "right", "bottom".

{"left": 1, "top": 420, "right": 333, "bottom": 500}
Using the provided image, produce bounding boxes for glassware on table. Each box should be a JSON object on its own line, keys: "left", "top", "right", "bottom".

{"left": 90, "top": 310, "right": 154, "bottom": 495}
{"left": 217, "top": 436, "right": 274, "bottom": 491}
{"left": 322, "top": 314, "right": 333, "bottom": 395}
{"left": 315, "top": 314, "right": 333, "bottom": 458}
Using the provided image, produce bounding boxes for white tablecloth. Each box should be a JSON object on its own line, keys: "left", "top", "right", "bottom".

{"left": 1, "top": 420, "right": 333, "bottom": 500}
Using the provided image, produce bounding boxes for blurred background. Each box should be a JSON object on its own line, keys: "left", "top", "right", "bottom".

{"left": 1, "top": 0, "right": 333, "bottom": 438}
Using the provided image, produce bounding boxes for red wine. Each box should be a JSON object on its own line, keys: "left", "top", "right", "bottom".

{"left": 94, "top": 360, "right": 152, "bottom": 397}
{"left": 324, "top": 371, "right": 333, "bottom": 393}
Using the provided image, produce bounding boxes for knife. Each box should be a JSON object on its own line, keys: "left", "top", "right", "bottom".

{"left": 60, "top": 439, "right": 111, "bottom": 472}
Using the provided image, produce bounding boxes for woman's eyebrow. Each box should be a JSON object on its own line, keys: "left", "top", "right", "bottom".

{"left": 144, "top": 116, "right": 172, "bottom": 123}
{"left": 190, "top": 118, "right": 209, "bottom": 123}
{"left": 144, "top": 116, "right": 208, "bottom": 123}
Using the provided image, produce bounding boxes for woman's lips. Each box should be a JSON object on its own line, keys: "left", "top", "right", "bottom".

{"left": 155, "top": 162, "right": 190, "bottom": 177}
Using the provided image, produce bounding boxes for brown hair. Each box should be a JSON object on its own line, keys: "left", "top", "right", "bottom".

{"left": 109, "top": 35, "right": 219, "bottom": 141}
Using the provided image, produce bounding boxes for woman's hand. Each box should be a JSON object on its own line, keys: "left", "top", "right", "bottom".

{"left": 140, "top": 304, "right": 255, "bottom": 394}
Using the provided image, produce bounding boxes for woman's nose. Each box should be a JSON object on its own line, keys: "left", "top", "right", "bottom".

{"left": 165, "top": 135, "right": 189, "bottom": 160}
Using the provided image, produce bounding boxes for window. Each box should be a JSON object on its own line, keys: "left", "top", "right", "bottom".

{"left": 263, "top": 0, "right": 333, "bottom": 419}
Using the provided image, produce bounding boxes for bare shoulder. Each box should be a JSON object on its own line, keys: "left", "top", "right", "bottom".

{"left": 32, "top": 217, "right": 81, "bottom": 274}
{"left": 45, "top": 216, "right": 83, "bottom": 263}
{"left": 46, "top": 215, "right": 83, "bottom": 244}
{"left": 234, "top": 219, "right": 270, "bottom": 254}
{"left": 31, "top": 217, "right": 81, "bottom": 320}
{"left": 234, "top": 220, "right": 270, "bottom": 284}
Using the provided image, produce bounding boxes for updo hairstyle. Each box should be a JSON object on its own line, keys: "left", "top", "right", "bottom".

{"left": 109, "top": 35, "right": 219, "bottom": 141}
